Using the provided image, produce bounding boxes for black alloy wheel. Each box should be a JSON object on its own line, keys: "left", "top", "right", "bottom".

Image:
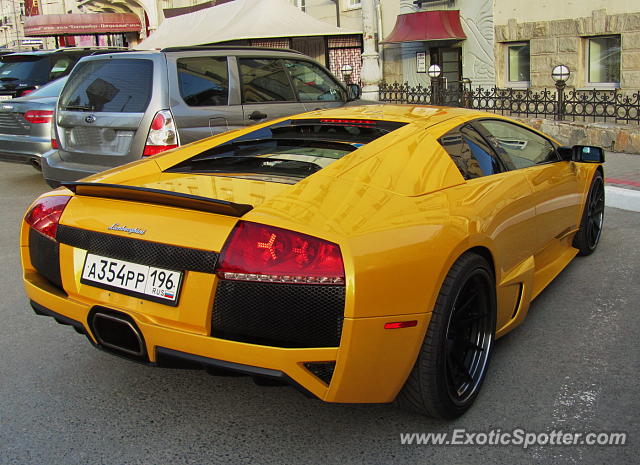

{"left": 396, "top": 252, "right": 496, "bottom": 419}
{"left": 444, "top": 270, "right": 494, "bottom": 405}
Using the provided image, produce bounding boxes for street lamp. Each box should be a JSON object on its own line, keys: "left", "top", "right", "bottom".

{"left": 551, "top": 64, "right": 570, "bottom": 85}
{"left": 551, "top": 65, "right": 570, "bottom": 121}
{"left": 427, "top": 64, "right": 442, "bottom": 79}
{"left": 428, "top": 64, "right": 442, "bottom": 105}
{"left": 341, "top": 64, "right": 353, "bottom": 84}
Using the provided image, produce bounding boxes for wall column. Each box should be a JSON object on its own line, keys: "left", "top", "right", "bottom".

{"left": 360, "top": 0, "right": 382, "bottom": 100}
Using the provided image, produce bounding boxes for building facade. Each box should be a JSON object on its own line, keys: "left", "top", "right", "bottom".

{"left": 0, "top": 0, "right": 27, "bottom": 48}
{"left": 379, "top": 0, "right": 494, "bottom": 88}
{"left": 494, "top": 1, "right": 640, "bottom": 90}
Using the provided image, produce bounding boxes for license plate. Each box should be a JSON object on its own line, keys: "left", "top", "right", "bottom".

{"left": 81, "top": 253, "right": 183, "bottom": 306}
{"left": 0, "top": 95, "right": 12, "bottom": 101}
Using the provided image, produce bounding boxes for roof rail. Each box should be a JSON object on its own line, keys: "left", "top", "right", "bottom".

{"left": 159, "top": 45, "right": 304, "bottom": 55}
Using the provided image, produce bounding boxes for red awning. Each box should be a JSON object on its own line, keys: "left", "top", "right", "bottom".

{"left": 383, "top": 10, "right": 466, "bottom": 43}
{"left": 24, "top": 13, "right": 142, "bottom": 36}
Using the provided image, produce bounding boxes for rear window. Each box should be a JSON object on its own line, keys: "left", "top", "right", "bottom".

{"left": 168, "top": 119, "right": 406, "bottom": 182}
{"left": 59, "top": 59, "right": 153, "bottom": 113}
{"left": 0, "top": 57, "right": 50, "bottom": 84}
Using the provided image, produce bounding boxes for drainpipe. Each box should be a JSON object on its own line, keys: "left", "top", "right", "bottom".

{"left": 329, "top": 0, "right": 340, "bottom": 27}
{"left": 360, "top": 0, "right": 381, "bottom": 100}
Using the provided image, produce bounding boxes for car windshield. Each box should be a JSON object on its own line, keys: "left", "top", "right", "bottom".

{"left": 0, "top": 57, "right": 49, "bottom": 84}
{"left": 25, "top": 76, "right": 68, "bottom": 98}
{"left": 169, "top": 119, "right": 406, "bottom": 182}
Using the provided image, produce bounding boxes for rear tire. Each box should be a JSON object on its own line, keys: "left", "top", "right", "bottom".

{"left": 573, "top": 171, "right": 605, "bottom": 256}
{"left": 396, "top": 252, "right": 496, "bottom": 419}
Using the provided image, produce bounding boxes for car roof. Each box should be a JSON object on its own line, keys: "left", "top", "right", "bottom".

{"left": 294, "top": 104, "right": 490, "bottom": 127}
{"left": 102, "top": 46, "right": 308, "bottom": 58}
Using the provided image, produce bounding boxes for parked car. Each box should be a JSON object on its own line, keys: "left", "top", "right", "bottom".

{"left": 0, "top": 76, "right": 68, "bottom": 169}
{"left": 0, "top": 47, "right": 127, "bottom": 100}
{"left": 40, "top": 46, "right": 362, "bottom": 187}
{"left": 22, "top": 105, "right": 605, "bottom": 419}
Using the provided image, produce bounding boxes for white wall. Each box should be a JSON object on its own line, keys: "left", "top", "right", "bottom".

{"left": 494, "top": 0, "right": 631, "bottom": 25}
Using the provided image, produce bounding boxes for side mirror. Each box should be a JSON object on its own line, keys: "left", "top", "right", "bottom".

{"left": 571, "top": 145, "right": 605, "bottom": 163}
{"left": 557, "top": 146, "right": 573, "bottom": 161}
{"left": 346, "top": 83, "right": 361, "bottom": 101}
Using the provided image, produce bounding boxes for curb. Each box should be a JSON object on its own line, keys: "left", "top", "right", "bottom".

{"left": 605, "top": 186, "right": 640, "bottom": 213}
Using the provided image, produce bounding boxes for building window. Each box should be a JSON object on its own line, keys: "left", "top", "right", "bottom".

{"left": 346, "top": 0, "right": 362, "bottom": 10}
{"left": 506, "top": 42, "right": 530, "bottom": 86}
{"left": 292, "top": 0, "right": 305, "bottom": 12}
{"left": 587, "top": 35, "right": 621, "bottom": 85}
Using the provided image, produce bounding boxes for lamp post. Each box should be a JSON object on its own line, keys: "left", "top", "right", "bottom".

{"left": 341, "top": 64, "right": 353, "bottom": 85}
{"left": 428, "top": 64, "right": 442, "bottom": 105}
{"left": 551, "top": 65, "right": 570, "bottom": 121}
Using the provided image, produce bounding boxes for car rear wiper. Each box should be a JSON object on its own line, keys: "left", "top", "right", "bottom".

{"left": 173, "top": 156, "right": 323, "bottom": 177}
{"left": 63, "top": 104, "right": 95, "bottom": 112}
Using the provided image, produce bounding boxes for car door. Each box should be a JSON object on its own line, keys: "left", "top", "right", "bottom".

{"left": 474, "top": 119, "right": 581, "bottom": 255}
{"left": 281, "top": 59, "right": 347, "bottom": 111}
{"left": 439, "top": 124, "right": 536, "bottom": 276}
{"left": 167, "top": 54, "right": 245, "bottom": 144}
{"left": 236, "top": 57, "right": 306, "bottom": 125}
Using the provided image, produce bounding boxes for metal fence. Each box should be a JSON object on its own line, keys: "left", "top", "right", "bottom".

{"left": 378, "top": 81, "right": 640, "bottom": 125}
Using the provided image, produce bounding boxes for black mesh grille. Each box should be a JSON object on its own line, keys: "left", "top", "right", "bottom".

{"left": 56, "top": 225, "right": 218, "bottom": 273}
{"left": 29, "top": 228, "right": 62, "bottom": 289}
{"left": 212, "top": 280, "right": 345, "bottom": 348}
{"left": 304, "top": 362, "right": 336, "bottom": 385}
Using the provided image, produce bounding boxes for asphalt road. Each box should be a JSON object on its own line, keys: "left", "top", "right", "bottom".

{"left": 1, "top": 163, "right": 638, "bottom": 465}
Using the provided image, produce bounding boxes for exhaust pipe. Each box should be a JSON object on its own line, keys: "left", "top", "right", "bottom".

{"left": 91, "top": 312, "right": 145, "bottom": 357}
{"left": 30, "top": 158, "right": 41, "bottom": 171}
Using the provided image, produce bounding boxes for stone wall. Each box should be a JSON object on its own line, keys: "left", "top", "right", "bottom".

{"left": 516, "top": 118, "right": 640, "bottom": 154}
{"left": 495, "top": 9, "right": 640, "bottom": 89}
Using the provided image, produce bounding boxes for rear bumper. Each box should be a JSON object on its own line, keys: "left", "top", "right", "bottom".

{"left": 0, "top": 133, "right": 50, "bottom": 165}
{"left": 30, "top": 299, "right": 316, "bottom": 397}
{"left": 40, "top": 149, "right": 105, "bottom": 184}
{"left": 23, "top": 268, "right": 431, "bottom": 403}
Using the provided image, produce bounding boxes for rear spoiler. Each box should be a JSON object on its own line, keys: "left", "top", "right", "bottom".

{"left": 62, "top": 182, "right": 253, "bottom": 217}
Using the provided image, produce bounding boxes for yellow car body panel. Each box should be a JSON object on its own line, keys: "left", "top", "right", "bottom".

{"left": 21, "top": 105, "right": 602, "bottom": 404}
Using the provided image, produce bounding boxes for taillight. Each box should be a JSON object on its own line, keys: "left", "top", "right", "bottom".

{"left": 143, "top": 109, "right": 178, "bottom": 156}
{"left": 25, "top": 195, "right": 71, "bottom": 240}
{"left": 216, "top": 221, "right": 345, "bottom": 285}
{"left": 51, "top": 114, "right": 59, "bottom": 149}
{"left": 24, "top": 110, "right": 54, "bottom": 124}
{"left": 19, "top": 89, "right": 35, "bottom": 97}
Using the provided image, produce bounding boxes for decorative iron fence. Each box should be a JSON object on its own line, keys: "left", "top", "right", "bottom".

{"left": 378, "top": 82, "right": 640, "bottom": 125}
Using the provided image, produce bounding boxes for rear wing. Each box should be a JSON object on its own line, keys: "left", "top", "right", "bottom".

{"left": 62, "top": 182, "right": 253, "bottom": 217}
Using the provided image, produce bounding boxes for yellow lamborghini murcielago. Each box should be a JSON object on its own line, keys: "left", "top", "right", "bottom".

{"left": 21, "top": 105, "right": 605, "bottom": 418}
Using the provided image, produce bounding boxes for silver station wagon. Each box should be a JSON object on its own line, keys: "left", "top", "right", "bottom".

{"left": 41, "top": 46, "right": 362, "bottom": 187}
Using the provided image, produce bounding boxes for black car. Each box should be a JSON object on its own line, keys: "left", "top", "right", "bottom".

{"left": 0, "top": 47, "right": 127, "bottom": 100}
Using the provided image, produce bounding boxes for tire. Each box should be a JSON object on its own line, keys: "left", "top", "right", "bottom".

{"left": 573, "top": 170, "right": 605, "bottom": 256}
{"left": 396, "top": 252, "right": 496, "bottom": 419}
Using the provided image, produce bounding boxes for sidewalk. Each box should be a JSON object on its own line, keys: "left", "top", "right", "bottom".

{"left": 604, "top": 151, "right": 640, "bottom": 212}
